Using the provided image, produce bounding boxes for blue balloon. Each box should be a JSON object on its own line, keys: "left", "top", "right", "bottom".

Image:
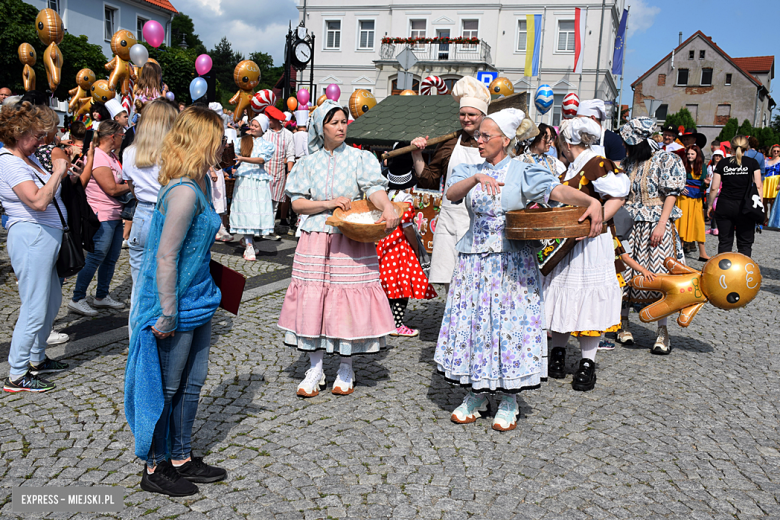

{"left": 189, "top": 77, "right": 207, "bottom": 101}
{"left": 534, "top": 84, "right": 554, "bottom": 115}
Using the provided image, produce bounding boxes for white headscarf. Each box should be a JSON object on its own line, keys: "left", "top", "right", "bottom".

{"left": 450, "top": 76, "right": 491, "bottom": 115}
{"left": 252, "top": 114, "right": 269, "bottom": 133}
{"left": 486, "top": 108, "right": 526, "bottom": 139}
{"left": 560, "top": 118, "right": 602, "bottom": 146}
{"left": 576, "top": 99, "right": 606, "bottom": 121}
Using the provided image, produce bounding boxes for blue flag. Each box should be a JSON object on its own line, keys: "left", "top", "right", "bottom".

{"left": 611, "top": 9, "right": 628, "bottom": 76}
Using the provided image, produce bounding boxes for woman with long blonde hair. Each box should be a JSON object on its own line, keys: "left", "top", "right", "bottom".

{"left": 707, "top": 135, "right": 763, "bottom": 256}
{"left": 125, "top": 106, "right": 227, "bottom": 497}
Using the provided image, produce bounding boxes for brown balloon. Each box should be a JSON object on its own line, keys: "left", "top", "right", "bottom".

{"left": 229, "top": 60, "right": 260, "bottom": 122}
{"left": 348, "top": 89, "right": 376, "bottom": 119}
{"left": 398, "top": 89, "right": 417, "bottom": 96}
{"left": 91, "top": 79, "right": 116, "bottom": 103}
{"left": 69, "top": 69, "right": 96, "bottom": 116}
{"left": 489, "top": 77, "right": 514, "bottom": 98}
{"left": 630, "top": 253, "right": 761, "bottom": 327}
{"left": 18, "top": 43, "right": 37, "bottom": 92}
{"left": 35, "top": 8, "right": 64, "bottom": 92}
{"left": 317, "top": 94, "right": 327, "bottom": 106}
{"left": 106, "top": 30, "right": 138, "bottom": 96}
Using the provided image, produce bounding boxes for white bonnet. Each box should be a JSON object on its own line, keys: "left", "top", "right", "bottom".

{"left": 252, "top": 114, "right": 270, "bottom": 133}
{"left": 560, "top": 117, "right": 602, "bottom": 146}
{"left": 576, "top": 99, "right": 606, "bottom": 121}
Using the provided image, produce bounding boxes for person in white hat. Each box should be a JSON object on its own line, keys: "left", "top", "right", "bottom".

{"left": 434, "top": 108, "right": 607, "bottom": 431}
{"left": 576, "top": 99, "right": 626, "bottom": 166}
{"left": 409, "top": 76, "right": 492, "bottom": 293}
{"left": 105, "top": 98, "right": 129, "bottom": 129}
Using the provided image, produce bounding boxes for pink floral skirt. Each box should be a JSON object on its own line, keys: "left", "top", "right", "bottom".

{"left": 278, "top": 231, "right": 396, "bottom": 355}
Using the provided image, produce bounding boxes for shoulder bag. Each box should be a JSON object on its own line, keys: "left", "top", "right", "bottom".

{"left": 742, "top": 180, "right": 765, "bottom": 224}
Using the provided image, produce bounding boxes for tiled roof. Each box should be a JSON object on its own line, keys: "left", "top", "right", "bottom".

{"left": 345, "top": 96, "right": 460, "bottom": 147}
{"left": 141, "top": 0, "right": 178, "bottom": 14}
{"left": 732, "top": 56, "right": 774, "bottom": 74}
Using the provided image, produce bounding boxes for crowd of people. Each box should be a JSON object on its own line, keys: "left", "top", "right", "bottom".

{"left": 0, "top": 72, "right": 775, "bottom": 497}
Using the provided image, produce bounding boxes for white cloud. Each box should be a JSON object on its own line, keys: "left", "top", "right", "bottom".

{"left": 174, "top": 0, "right": 299, "bottom": 63}
{"left": 625, "top": 0, "right": 660, "bottom": 37}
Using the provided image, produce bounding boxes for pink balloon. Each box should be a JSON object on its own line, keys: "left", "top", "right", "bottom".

{"left": 195, "top": 54, "right": 212, "bottom": 76}
{"left": 325, "top": 84, "right": 341, "bottom": 101}
{"left": 296, "top": 88, "right": 310, "bottom": 106}
{"left": 143, "top": 20, "right": 165, "bottom": 48}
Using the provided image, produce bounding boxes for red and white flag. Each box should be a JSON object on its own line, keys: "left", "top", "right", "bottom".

{"left": 573, "top": 8, "right": 587, "bottom": 74}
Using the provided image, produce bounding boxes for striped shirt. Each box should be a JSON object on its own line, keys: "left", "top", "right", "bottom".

{"left": 263, "top": 128, "right": 296, "bottom": 202}
{"left": 0, "top": 152, "right": 66, "bottom": 230}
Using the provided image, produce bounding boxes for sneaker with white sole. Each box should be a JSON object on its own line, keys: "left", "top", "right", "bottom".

{"left": 332, "top": 364, "right": 355, "bottom": 395}
{"left": 651, "top": 325, "right": 672, "bottom": 355}
{"left": 68, "top": 299, "right": 98, "bottom": 317}
{"left": 261, "top": 234, "right": 281, "bottom": 241}
{"left": 451, "top": 391, "right": 489, "bottom": 424}
{"left": 390, "top": 325, "right": 419, "bottom": 337}
{"left": 616, "top": 318, "right": 634, "bottom": 345}
{"left": 92, "top": 295, "right": 125, "bottom": 310}
{"left": 243, "top": 245, "right": 256, "bottom": 261}
{"left": 30, "top": 356, "right": 69, "bottom": 374}
{"left": 46, "top": 330, "right": 69, "bottom": 345}
{"left": 296, "top": 367, "right": 326, "bottom": 397}
{"left": 492, "top": 395, "right": 519, "bottom": 432}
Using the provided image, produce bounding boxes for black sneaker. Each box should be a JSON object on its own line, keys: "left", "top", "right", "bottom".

{"left": 140, "top": 460, "right": 199, "bottom": 497}
{"left": 548, "top": 347, "right": 566, "bottom": 379}
{"left": 175, "top": 455, "right": 227, "bottom": 483}
{"left": 29, "top": 357, "right": 69, "bottom": 374}
{"left": 3, "top": 371, "right": 55, "bottom": 393}
{"left": 571, "top": 359, "right": 597, "bottom": 392}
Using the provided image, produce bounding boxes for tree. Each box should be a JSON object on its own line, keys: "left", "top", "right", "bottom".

{"left": 249, "top": 51, "right": 284, "bottom": 92}
{"left": 664, "top": 108, "right": 697, "bottom": 132}
{"left": 171, "top": 13, "right": 206, "bottom": 55}
{"left": 717, "top": 118, "right": 739, "bottom": 142}
{"left": 210, "top": 37, "right": 243, "bottom": 97}
{"left": 143, "top": 43, "right": 196, "bottom": 103}
{"left": 771, "top": 113, "right": 780, "bottom": 133}
{"left": 737, "top": 119, "right": 753, "bottom": 137}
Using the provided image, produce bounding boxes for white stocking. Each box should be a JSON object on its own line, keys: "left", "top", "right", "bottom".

{"left": 309, "top": 350, "right": 324, "bottom": 372}
{"left": 339, "top": 355, "right": 353, "bottom": 368}
{"left": 579, "top": 336, "right": 599, "bottom": 361}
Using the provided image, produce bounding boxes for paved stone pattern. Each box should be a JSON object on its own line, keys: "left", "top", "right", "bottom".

{"left": 1, "top": 232, "right": 780, "bottom": 519}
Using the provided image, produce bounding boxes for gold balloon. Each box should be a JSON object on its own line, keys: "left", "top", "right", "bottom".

{"left": 229, "top": 60, "right": 260, "bottom": 122}
{"left": 69, "top": 69, "right": 96, "bottom": 115}
{"left": 348, "top": 89, "right": 376, "bottom": 119}
{"left": 489, "top": 77, "right": 514, "bottom": 98}
{"left": 35, "top": 8, "right": 64, "bottom": 92}
{"left": 91, "top": 79, "right": 116, "bottom": 103}
{"left": 106, "top": 30, "right": 137, "bottom": 95}
{"left": 630, "top": 253, "right": 761, "bottom": 327}
{"left": 18, "top": 43, "right": 36, "bottom": 92}
{"left": 399, "top": 89, "right": 417, "bottom": 96}
{"left": 317, "top": 94, "right": 327, "bottom": 106}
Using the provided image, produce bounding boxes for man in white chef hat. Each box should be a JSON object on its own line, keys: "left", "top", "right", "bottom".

{"left": 576, "top": 99, "right": 626, "bottom": 167}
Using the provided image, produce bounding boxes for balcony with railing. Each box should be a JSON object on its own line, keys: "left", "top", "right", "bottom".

{"left": 379, "top": 37, "right": 492, "bottom": 65}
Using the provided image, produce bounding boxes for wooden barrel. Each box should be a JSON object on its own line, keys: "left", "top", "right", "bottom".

{"left": 505, "top": 206, "right": 604, "bottom": 240}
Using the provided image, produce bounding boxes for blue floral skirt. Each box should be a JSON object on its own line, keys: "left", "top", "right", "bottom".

{"left": 434, "top": 248, "right": 547, "bottom": 393}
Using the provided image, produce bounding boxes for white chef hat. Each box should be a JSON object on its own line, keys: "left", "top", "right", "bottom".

{"left": 486, "top": 108, "right": 526, "bottom": 139}
{"left": 105, "top": 98, "right": 126, "bottom": 119}
{"left": 451, "top": 76, "right": 491, "bottom": 115}
{"left": 294, "top": 109, "right": 309, "bottom": 128}
{"left": 560, "top": 117, "right": 602, "bottom": 146}
{"left": 284, "top": 111, "right": 292, "bottom": 122}
{"left": 576, "top": 99, "right": 606, "bottom": 121}
{"left": 252, "top": 113, "right": 269, "bottom": 133}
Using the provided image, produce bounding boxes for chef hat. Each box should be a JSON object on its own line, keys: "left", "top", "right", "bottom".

{"left": 283, "top": 111, "right": 292, "bottom": 122}
{"left": 294, "top": 109, "right": 309, "bottom": 128}
{"left": 560, "top": 117, "right": 602, "bottom": 146}
{"left": 105, "top": 98, "right": 126, "bottom": 119}
{"left": 576, "top": 99, "right": 606, "bottom": 121}
{"left": 486, "top": 108, "right": 526, "bottom": 139}
{"left": 208, "top": 102, "right": 224, "bottom": 117}
{"left": 252, "top": 114, "right": 269, "bottom": 133}
{"left": 451, "top": 76, "right": 491, "bottom": 115}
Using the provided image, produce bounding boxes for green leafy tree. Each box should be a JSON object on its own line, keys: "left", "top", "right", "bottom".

{"left": 249, "top": 51, "right": 284, "bottom": 92}
{"left": 210, "top": 37, "right": 243, "bottom": 97}
{"left": 770, "top": 112, "right": 780, "bottom": 133}
{"left": 143, "top": 43, "right": 196, "bottom": 103}
{"left": 717, "top": 118, "right": 739, "bottom": 142}
{"left": 664, "top": 108, "right": 697, "bottom": 132}
{"left": 737, "top": 119, "right": 754, "bottom": 137}
{"left": 171, "top": 13, "right": 206, "bottom": 55}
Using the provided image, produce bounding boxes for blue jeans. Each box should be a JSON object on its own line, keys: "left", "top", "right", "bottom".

{"left": 7, "top": 222, "right": 63, "bottom": 378}
{"left": 72, "top": 219, "right": 123, "bottom": 302}
{"left": 128, "top": 202, "right": 154, "bottom": 310}
{"left": 147, "top": 321, "right": 213, "bottom": 466}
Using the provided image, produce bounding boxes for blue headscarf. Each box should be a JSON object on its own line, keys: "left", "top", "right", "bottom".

{"left": 308, "top": 99, "right": 343, "bottom": 154}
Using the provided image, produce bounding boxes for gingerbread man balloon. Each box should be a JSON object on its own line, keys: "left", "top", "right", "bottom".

{"left": 35, "top": 8, "right": 64, "bottom": 92}
{"left": 630, "top": 253, "right": 761, "bottom": 327}
{"left": 18, "top": 43, "right": 37, "bottom": 92}
{"left": 229, "top": 60, "right": 260, "bottom": 123}
{"left": 106, "top": 30, "right": 138, "bottom": 96}
{"left": 91, "top": 79, "right": 116, "bottom": 103}
{"left": 69, "top": 69, "right": 96, "bottom": 116}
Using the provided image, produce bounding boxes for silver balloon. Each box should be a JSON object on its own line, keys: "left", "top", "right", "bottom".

{"left": 129, "top": 44, "right": 149, "bottom": 68}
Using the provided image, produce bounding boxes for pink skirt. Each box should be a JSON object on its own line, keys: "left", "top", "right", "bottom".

{"left": 278, "top": 231, "right": 396, "bottom": 355}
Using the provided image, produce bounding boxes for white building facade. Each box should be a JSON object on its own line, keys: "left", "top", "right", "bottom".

{"left": 297, "top": 0, "right": 627, "bottom": 126}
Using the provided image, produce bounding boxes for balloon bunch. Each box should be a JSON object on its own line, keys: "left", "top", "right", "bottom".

{"left": 189, "top": 54, "right": 213, "bottom": 102}
{"left": 294, "top": 89, "right": 310, "bottom": 127}
{"left": 106, "top": 30, "right": 137, "bottom": 96}
{"left": 68, "top": 69, "right": 96, "bottom": 116}
{"left": 36, "top": 8, "right": 64, "bottom": 92}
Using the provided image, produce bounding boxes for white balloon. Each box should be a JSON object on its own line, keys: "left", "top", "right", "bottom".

{"left": 129, "top": 44, "right": 149, "bottom": 68}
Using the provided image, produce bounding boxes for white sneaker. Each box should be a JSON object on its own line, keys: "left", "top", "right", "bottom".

{"left": 243, "top": 244, "right": 256, "bottom": 261}
{"left": 261, "top": 234, "right": 281, "bottom": 241}
{"left": 46, "top": 330, "right": 69, "bottom": 345}
{"left": 68, "top": 299, "right": 98, "bottom": 317}
{"left": 122, "top": 239, "right": 129, "bottom": 249}
{"left": 332, "top": 364, "right": 355, "bottom": 395}
{"left": 651, "top": 325, "right": 671, "bottom": 355}
{"left": 92, "top": 295, "right": 125, "bottom": 310}
{"left": 297, "top": 367, "right": 326, "bottom": 397}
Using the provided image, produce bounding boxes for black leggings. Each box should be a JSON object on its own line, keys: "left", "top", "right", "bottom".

{"left": 389, "top": 298, "right": 408, "bottom": 328}
{"left": 715, "top": 199, "right": 755, "bottom": 257}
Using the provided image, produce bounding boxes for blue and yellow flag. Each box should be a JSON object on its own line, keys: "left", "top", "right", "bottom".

{"left": 524, "top": 14, "right": 542, "bottom": 77}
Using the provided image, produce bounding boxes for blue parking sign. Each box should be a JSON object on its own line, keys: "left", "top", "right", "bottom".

{"left": 476, "top": 71, "right": 497, "bottom": 87}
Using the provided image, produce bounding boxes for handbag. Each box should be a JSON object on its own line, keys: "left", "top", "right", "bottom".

{"left": 741, "top": 180, "right": 765, "bottom": 224}
{"left": 115, "top": 190, "right": 137, "bottom": 220}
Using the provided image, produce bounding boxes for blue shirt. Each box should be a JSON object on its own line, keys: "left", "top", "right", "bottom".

{"left": 745, "top": 149, "right": 766, "bottom": 177}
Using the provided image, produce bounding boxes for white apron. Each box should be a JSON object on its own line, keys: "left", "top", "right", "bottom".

{"left": 591, "top": 129, "right": 606, "bottom": 157}
{"left": 211, "top": 171, "right": 228, "bottom": 214}
{"left": 428, "top": 135, "right": 483, "bottom": 284}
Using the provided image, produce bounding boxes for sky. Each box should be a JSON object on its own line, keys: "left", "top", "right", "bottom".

{"left": 174, "top": 0, "right": 778, "bottom": 100}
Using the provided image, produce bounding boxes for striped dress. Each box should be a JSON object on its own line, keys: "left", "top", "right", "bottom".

{"left": 263, "top": 128, "right": 295, "bottom": 202}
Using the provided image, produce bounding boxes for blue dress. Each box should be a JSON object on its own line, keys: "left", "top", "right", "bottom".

{"left": 230, "top": 137, "right": 276, "bottom": 235}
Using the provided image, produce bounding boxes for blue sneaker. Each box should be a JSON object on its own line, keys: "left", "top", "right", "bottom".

{"left": 451, "top": 391, "right": 489, "bottom": 424}
{"left": 598, "top": 339, "right": 615, "bottom": 351}
{"left": 492, "top": 395, "right": 519, "bottom": 432}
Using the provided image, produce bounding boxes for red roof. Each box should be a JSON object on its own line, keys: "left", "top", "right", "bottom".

{"left": 631, "top": 31, "right": 764, "bottom": 88}
{"left": 732, "top": 56, "right": 774, "bottom": 74}
{"left": 141, "top": 0, "right": 178, "bottom": 14}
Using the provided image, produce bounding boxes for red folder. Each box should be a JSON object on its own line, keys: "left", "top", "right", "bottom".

{"left": 209, "top": 260, "right": 246, "bottom": 315}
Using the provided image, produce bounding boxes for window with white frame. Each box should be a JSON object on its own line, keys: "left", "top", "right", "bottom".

{"left": 410, "top": 19, "right": 426, "bottom": 47}
{"left": 358, "top": 20, "right": 375, "bottom": 49}
{"left": 557, "top": 21, "right": 575, "bottom": 52}
{"left": 137, "top": 17, "right": 148, "bottom": 42}
{"left": 461, "top": 20, "right": 478, "bottom": 50}
{"left": 551, "top": 94, "right": 565, "bottom": 126}
{"left": 325, "top": 20, "right": 341, "bottom": 49}
{"left": 517, "top": 19, "right": 527, "bottom": 52}
{"left": 353, "top": 86, "right": 373, "bottom": 93}
{"left": 48, "top": 0, "right": 59, "bottom": 12}
{"left": 105, "top": 6, "right": 117, "bottom": 41}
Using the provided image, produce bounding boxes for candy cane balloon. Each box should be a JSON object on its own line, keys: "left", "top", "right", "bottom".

{"left": 250, "top": 89, "right": 277, "bottom": 113}
{"left": 562, "top": 93, "right": 580, "bottom": 119}
{"left": 420, "top": 76, "right": 448, "bottom": 95}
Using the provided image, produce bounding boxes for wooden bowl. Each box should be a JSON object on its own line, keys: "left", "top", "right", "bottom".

{"left": 505, "top": 206, "right": 605, "bottom": 240}
{"left": 325, "top": 199, "right": 407, "bottom": 243}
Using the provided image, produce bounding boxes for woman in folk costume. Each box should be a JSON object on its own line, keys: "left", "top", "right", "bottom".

{"left": 410, "top": 76, "right": 492, "bottom": 293}
{"left": 516, "top": 123, "right": 566, "bottom": 176}
{"left": 434, "top": 109, "right": 605, "bottom": 431}
{"left": 545, "top": 118, "right": 630, "bottom": 392}
{"left": 618, "top": 117, "right": 686, "bottom": 355}
{"left": 675, "top": 145, "right": 709, "bottom": 261}
{"left": 278, "top": 100, "right": 400, "bottom": 398}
